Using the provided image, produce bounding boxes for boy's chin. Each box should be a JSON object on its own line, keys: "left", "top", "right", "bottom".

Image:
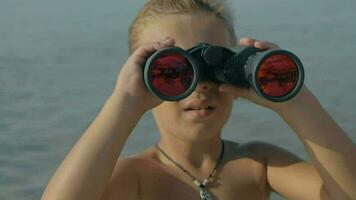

{"left": 172, "top": 125, "right": 222, "bottom": 141}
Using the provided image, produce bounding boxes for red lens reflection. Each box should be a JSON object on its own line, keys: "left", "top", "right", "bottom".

{"left": 257, "top": 54, "right": 298, "bottom": 97}
{"left": 150, "top": 53, "right": 194, "bottom": 96}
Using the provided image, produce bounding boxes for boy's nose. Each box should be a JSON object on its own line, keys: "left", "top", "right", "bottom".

{"left": 194, "top": 81, "right": 213, "bottom": 93}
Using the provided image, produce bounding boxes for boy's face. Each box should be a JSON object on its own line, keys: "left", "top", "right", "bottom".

{"left": 139, "top": 12, "right": 236, "bottom": 141}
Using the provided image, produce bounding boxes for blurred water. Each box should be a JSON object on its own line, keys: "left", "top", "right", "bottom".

{"left": 0, "top": 0, "right": 355, "bottom": 199}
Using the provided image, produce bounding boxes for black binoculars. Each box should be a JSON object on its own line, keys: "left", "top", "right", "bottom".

{"left": 143, "top": 43, "right": 304, "bottom": 102}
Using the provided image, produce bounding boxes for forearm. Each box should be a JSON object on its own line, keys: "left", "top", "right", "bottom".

{"left": 41, "top": 92, "right": 144, "bottom": 200}
{"left": 277, "top": 86, "right": 356, "bottom": 199}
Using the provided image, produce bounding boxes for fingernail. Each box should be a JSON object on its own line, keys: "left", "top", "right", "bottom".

{"left": 153, "top": 42, "right": 160, "bottom": 49}
{"left": 164, "top": 38, "right": 173, "bottom": 43}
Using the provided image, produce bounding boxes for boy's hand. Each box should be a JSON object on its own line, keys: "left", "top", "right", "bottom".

{"left": 218, "top": 37, "right": 309, "bottom": 112}
{"left": 113, "top": 37, "right": 175, "bottom": 112}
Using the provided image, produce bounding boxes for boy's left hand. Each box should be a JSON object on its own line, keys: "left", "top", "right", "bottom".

{"left": 218, "top": 37, "right": 309, "bottom": 113}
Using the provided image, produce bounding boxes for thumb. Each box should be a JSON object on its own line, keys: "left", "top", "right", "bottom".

{"left": 218, "top": 84, "right": 251, "bottom": 99}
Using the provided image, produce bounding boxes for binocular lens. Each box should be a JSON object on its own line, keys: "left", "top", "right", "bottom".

{"left": 144, "top": 44, "right": 304, "bottom": 102}
{"left": 257, "top": 54, "right": 298, "bottom": 97}
{"left": 150, "top": 53, "right": 194, "bottom": 96}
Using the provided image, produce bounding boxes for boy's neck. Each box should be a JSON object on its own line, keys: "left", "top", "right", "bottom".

{"left": 157, "top": 134, "right": 223, "bottom": 177}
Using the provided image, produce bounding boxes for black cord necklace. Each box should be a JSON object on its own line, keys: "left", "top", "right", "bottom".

{"left": 155, "top": 140, "right": 225, "bottom": 200}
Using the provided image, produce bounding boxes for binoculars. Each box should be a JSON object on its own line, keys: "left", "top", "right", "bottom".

{"left": 143, "top": 43, "right": 304, "bottom": 102}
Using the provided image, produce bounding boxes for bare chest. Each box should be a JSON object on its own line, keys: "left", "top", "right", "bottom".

{"left": 138, "top": 158, "right": 270, "bottom": 200}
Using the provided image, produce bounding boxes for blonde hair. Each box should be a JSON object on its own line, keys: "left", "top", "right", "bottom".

{"left": 128, "top": 0, "right": 237, "bottom": 52}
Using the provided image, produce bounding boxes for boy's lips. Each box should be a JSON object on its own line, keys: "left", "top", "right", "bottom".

{"left": 183, "top": 99, "right": 216, "bottom": 118}
{"left": 183, "top": 99, "right": 215, "bottom": 111}
{"left": 183, "top": 106, "right": 215, "bottom": 111}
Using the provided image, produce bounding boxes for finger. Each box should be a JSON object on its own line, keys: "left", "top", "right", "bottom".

{"left": 254, "top": 40, "right": 280, "bottom": 49}
{"left": 129, "top": 43, "right": 159, "bottom": 64}
{"left": 129, "top": 37, "right": 175, "bottom": 63}
{"left": 156, "top": 37, "right": 175, "bottom": 50}
{"left": 239, "top": 37, "right": 257, "bottom": 46}
{"left": 218, "top": 84, "right": 251, "bottom": 99}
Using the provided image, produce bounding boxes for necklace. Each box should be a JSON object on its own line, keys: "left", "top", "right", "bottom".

{"left": 155, "top": 140, "right": 225, "bottom": 200}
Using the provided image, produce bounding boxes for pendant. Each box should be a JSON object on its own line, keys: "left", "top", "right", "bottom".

{"left": 199, "top": 189, "right": 213, "bottom": 200}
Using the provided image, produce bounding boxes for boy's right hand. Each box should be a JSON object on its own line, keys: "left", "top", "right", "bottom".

{"left": 113, "top": 37, "right": 175, "bottom": 112}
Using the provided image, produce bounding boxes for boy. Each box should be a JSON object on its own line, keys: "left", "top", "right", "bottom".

{"left": 42, "top": 1, "right": 356, "bottom": 199}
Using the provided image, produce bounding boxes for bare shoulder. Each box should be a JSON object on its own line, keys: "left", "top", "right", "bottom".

{"left": 237, "top": 140, "right": 304, "bottom": 164}
{"left": 112, "top": 147, "right": 162, "bottom": 172}
{"left": 228, "top": 140, "right": 306, "bottom": 175}
{"left": 237, "top": 141, "right": 326, "bottom": 199}
{"left": 223, "top": 140, "right": 282, "bottom": 162}
{"left": 100, "top": 154, "right": 157, "bottom": 200}
{"left": 241, "top": 141, "right": 301, "bottom": 160}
